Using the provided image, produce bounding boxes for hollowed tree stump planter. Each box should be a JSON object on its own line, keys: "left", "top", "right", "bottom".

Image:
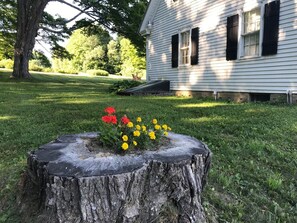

{"left": 21, "top": 132, "right": 212, "bottom": 223}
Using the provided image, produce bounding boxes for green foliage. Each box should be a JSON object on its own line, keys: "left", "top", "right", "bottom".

{"left": 0, "top": 59, "right": 13, "bottom": 69}
{"left": 267, "top": 173, "right": 283, "bottom": 190}
{"left": 76, "top": 0, "right": 149, "bottom": 52}
{"left": 98, "top": 107, "right": 170, "bottom": 152}
{"left": 107, "top": 39, "right": 121, "bottom": 74}
{"left": 29, "top": 60, "right": 44, "bottom": 72}
{"left": 86, "top": 69, "right": 109, "bottom": 76}
{"left": 57, "top": 28, "right": 111, "bottom": 72}
{"left": 31, "top": 50, "right": 51, "bottom": 68}
{"left": 28, "top": 51, "right": 52, "bottom": 72}
{"left": 108, "top": 80, "right": 144, "bottom": 93}
{"left": 51, "top": 58, "right": 78, "bottom": 74}
{"left": 0, "top": 0, "right": 17, "bottom": 59}
{"left": 119, "top": 38, "right": 146, "bottom": 79}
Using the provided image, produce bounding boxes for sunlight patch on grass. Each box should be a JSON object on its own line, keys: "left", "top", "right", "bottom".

{"left": 176, "top": 102, "right": 228, "bottom": 108}
{"left": 182, "top": 116, "right": 226, "bottom": 123}
{"left": 244, "top": 108, "right": 267, "bottom": 113}
{"left": 59, "top": 99, "right": 100, "bottom": 105}
{"left": 0, "top": 116, "right": 17, "bottom": 121}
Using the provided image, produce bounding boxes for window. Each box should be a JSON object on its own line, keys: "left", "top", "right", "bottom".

{"left": 242, "top": 8, "right": 260, "bottom": 57}
{"left": 226, "top": 0, "right": 280, "bottom": 61}
{"left": 180, "top": 30, "right": 190, "bottom": 65}
{"left": 171, "top": 27, "right": 199, "bottom": 68}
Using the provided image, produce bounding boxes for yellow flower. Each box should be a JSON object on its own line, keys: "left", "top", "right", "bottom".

{"left": 164, "top": 131, "right": 168, "bottom": 136}
{"left": 154, "top": 124, "right": 161, "bottom": 130}
{"left": 168, "top": 127, "right": 172, "bottom": 131}
{"left": 152, "top": 119, "right": 158, "bottom": 125}
{"left": 133, "top": 141, "right": 138, "bottom": 146}
{"left": 162, "top": 124, "right": 168, "bottom": 131}
{"left": 149, "top": 131, "right": 156, "bottom": 140}
{"left": 133, "top": 130, "right": 141, "bottom": 137}
{"left": 136, "top": 117, "right": 142, "bottom": 122}
{"left": 136, "top": 125, "right": 141, "bottom": 130}
{"left": 142, "top": 125, "right": 147, "bottom": 132}
{"left": 122, "top": 135, "right": 128, "bottom": 141}
{"left": 121, "top": 142, "right": 129, "bottom": 150}
{"left": 127, "top": 122, "right": 134, "bottom": 128}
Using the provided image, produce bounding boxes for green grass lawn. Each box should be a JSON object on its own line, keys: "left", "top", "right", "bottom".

{"left": 0, "top": 70, "right": 297, "bottom": 222}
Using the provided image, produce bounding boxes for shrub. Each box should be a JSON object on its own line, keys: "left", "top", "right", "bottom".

{"left": 51, "top": 58, "right": 78, "bottom": 74}
{"left": 108, "top": 80, "right": 144, "bottom": 94}
{"left": 42, "top": 67, "right": 53, "bottom": 73}
{"left": 31, "top": 50, "right": 51, "bottom": 68}
{"left": 29, "top": 60, "right": 43, "bottom": 72}
{"left": 0, "top": 59, "right": 14, "bottom": 69}
{"left": 86, "top": 69, "right": 109, "bottom": 76}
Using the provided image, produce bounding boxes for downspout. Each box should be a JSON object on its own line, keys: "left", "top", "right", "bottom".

{"left": 213, "top": 90, "right": 218, "bottom": 101}
{"left": 287, "top": 90, "right": 291, "bottom": 104}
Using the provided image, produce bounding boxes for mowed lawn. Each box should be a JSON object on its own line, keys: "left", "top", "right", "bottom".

{"left": 0, "top": 70, "right": 296, "bottom": 222}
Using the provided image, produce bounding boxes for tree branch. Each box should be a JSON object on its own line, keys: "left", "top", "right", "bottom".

{"left": 39, "top": 25, "right": 66, "bottom": 34}
{"left": 52, "top": 0, "right": 98, "bottom": 21}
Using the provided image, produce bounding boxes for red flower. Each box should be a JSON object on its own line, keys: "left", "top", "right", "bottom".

{"left": 102, "top": 115, "right": 111, "bottom": 123}
{"left": 121, "top": 116, "right": 130, "bottom": 125}
{"left": 102, "top": 115, "right": 117, "bottom": 124}
{"left": 104, "top": 107, "right": 116, "bottom": 114}
{"left": 110, "top": 115, "right": 117, "bottom": 124}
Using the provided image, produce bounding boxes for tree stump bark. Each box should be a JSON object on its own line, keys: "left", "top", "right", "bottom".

{"left": 20, "top": 132, "right": 212, "bottom": 223}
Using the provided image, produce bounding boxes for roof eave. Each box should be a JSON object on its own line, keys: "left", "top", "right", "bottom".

{"left": 139, "top": 0, "right": 160, "bottom": 35}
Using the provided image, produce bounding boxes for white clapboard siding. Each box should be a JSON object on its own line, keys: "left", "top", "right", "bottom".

{"left": 145, "top": 0, "right": 297, "bottom": 94}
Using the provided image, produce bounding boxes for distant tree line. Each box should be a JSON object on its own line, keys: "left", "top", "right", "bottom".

{"left": 52, "top": 28, "right": 145, "bottom": 79}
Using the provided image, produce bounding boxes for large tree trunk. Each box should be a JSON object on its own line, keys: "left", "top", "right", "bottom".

{"left": 12, "top": 0, "right": 49, "bottom": 78}
{"left": 19, "top": 132, "right": 212, "bottom": 223}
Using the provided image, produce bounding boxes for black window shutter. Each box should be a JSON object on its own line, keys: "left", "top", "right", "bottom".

{"left": 191, "top": 27, "right": 199, "bottom": 65}
{"left": 262, "top": 0, "right": 280, "bottom": 56}
{"left": 172, "top": 34, "right": 179, "bottom": 68}
{"left": 226, "top": 14, "right": 239, "bottom": 61}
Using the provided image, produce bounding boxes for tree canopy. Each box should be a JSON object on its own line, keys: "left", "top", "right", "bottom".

{"left": 0, "top": 0, "right": 17, "bottom": 59}
{"left": 0, "top": 0, "right": 149, "bottom": 78}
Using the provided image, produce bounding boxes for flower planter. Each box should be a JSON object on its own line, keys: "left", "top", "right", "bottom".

{"left": 20, "top": 132, "right": 211, "bottom": 223}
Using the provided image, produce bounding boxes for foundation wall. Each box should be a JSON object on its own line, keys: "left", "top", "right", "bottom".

{"left": 173, "top": 91, "right": 291, "bottom": 103}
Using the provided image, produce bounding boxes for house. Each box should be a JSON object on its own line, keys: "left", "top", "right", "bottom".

{"left": 139, "top": 0, "right": 297, "bottom": 103}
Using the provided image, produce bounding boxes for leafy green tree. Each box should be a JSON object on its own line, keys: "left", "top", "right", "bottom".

{"left": 6, "top": 0, "right": 148, "bottom": 78}
{"left": 52, "top": 27, "right": 111, "bottom": 73}
{"left": 77, "top": 0, "right": 148, "bottom": 52}
{"left": 120, "top": 38, "right": 146, "bottom": 80}
{"left": 65, "top": 28, "right": 111, "bottom": 72}
{"left": 0, "top": 0, "right": 17, "bottom": 59}
{"left": 107, "top": 39, "right": 121, "bottom": 74}
{"left": 31, "top": 50, "right": 51, "bottom": 68}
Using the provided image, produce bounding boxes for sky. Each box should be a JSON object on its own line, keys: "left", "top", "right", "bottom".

{"left": 35, "top": 1, "right": 84, "bottom": 58}
{"left": 45, "top": 0, "right": 82, "bottom": 21}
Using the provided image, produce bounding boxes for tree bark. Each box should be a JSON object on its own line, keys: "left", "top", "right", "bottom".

{"left": 20, "top": 132, "right": 212, "bottom": 223}
{"left": 12, "top": 0, "right": 50, "bottom": 78}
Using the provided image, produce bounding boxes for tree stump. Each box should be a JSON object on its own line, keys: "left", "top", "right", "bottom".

{"left": 20, "top": 132, "right": 212, "bottom": 223}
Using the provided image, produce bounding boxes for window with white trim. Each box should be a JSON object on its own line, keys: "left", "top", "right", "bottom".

{"left": 180, "top": 30, "right": 191, "bottom": 65}
{"left": 171, "top": 27, "right": 199, "bottom": 68}
{"left": 242, "top": 8, "right": 261, "bottom": 57}
{"left": 226, "top": 0, "right": 280, "bottom": 61}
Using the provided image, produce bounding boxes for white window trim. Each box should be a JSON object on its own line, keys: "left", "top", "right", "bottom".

{"left": 178, "top": 27, "right": 192, "bottom": 67}
{"left": 237, "top": 3, "right": 265, "bottom": 60}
